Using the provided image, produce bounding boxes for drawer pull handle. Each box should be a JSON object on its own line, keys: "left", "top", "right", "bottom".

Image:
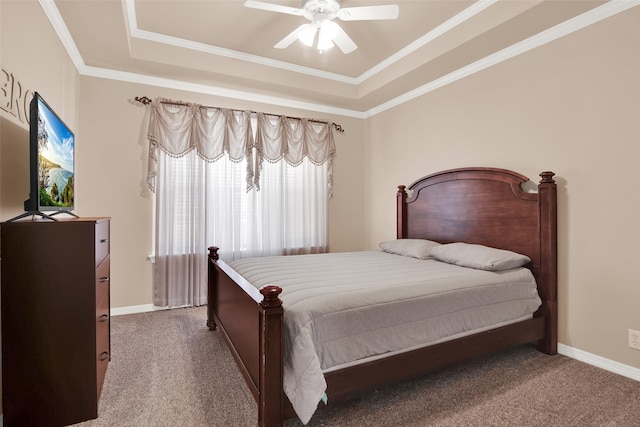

{"left": 99, "top": 352, "right": 109, "bottom": 361}
{"left": 99, "top": 277, "right": 110, "bottom": 283}
{"left": 99, "top": 314, "right": 109, "bottom": 322}
{"left": 100, "top": 238, "right": 109, "bottom": 243}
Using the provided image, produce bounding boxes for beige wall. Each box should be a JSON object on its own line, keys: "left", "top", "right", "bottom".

{"left": 1, "top": 1, "right": 80, "bottom": 220}
{"left": 365, "top": 8, "right": 640, "bottom": 369}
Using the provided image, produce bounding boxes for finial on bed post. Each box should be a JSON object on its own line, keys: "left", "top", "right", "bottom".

{"left": 208, "top": 246, "right": 220, "bottom": 261}
{"left": 260, "top": 285, "right": 283, "bottom": 308}
{"left": 539, "top": 171, "right": 555, "bottom": 184}
{"left": 397, "top": 185, "right": 408, "bottom": 239}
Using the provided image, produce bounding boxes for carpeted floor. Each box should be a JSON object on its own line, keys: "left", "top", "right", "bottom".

{"left": 75, "top": 306, "right": 639, "bottom": 427}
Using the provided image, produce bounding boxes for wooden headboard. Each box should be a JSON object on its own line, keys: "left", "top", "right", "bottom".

{"left": 396, "top": 167, "right": 557, "bottom": 353}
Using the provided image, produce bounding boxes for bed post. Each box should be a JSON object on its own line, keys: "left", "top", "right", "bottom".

{"left": 537, "top": 172, "right": 558, "bottom": 355}
{"left": 397, "top": 185, "right": 407, "bottom": 239}
{"left": 258, "top": 285, "right": 284, "bottom": 427}
{"left": 207, "top": 246, "right": 219, "bottom": 331}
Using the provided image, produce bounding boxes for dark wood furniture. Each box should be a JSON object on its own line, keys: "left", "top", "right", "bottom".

{"left": 207, "top": 167, "right": 557, "bottom": 426}
{"left": 1, "top": 217, "right": 111, "bottom": 426}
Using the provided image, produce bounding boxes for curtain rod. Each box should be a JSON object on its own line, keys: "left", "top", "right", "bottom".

{"left": 134, "top": 96, "right": 344, "bottom": 134}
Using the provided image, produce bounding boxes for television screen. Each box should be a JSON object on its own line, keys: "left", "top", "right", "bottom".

{"left": 32, "top": 92, "right": 75, "bottom": 211}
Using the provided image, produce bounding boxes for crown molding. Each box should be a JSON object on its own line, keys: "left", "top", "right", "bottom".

{"left": 80, "top": 65, "right": 367, "bottom": 119}
{"left": 363, "top": 0, "right": 640, "bottom": 118}
{"left": 39, "top": 0, "right": 640, "bottom": 119}
{"left": 356, "top": 0, "right": 498, "bottom": 83}
{"left": 123, "top": 0, "right": 357, "bottom": 85}
{"left": 122, "top": 0, "right": 495, "bottom": 86}
{"left": 39, "top": 0, "right": 85, "bottom": 70}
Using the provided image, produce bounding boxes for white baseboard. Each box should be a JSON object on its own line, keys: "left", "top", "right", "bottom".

{"left": 110, "top": 304, "right": 166, "bottom": 316}
{"left": 109, "top": 303, "right": 640, "bottom": 384}
{"left": 558, "top": 343, "right": 640, "bottom": 382}
{"left": 110, "top": 303, "right": 193, "bottom": 316}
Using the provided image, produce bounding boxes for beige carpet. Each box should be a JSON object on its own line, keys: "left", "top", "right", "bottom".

{"left": 75, "top": 306, "right": 639, "bottom": 427}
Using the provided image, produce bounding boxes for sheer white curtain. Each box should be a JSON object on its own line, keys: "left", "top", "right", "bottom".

{"left": 146, "top": 99, "right": 335, "bottom": 307}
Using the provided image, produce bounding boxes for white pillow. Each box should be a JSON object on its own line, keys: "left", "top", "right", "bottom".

{"left": 379, "top": 239, "right": 441, "bottom": 260}
{"left": 430, "top": 242, "right": 530, "bottom": 271}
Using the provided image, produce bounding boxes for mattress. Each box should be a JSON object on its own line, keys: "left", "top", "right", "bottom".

{"left": 229, "top": 250, "right": 541, "bottom": 424}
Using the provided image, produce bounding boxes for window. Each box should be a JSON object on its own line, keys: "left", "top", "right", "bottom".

{"left": 147, "top": 100, "right": 335, "bottom": 307}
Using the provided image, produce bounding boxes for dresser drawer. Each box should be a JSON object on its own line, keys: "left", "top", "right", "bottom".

{"left": 96, "top": 310, "right": 110, "bottom": 398}
{"left": 96, "top": 270, "right": 110, "bottom": 354}
{"left": 96, "top": 299, "right": 110, "bottom": 350}
{"left": 96, "top": 255, "right": 110, "bottom": 306}
{"left": 96, "top": 251, "right": 110, "bottom": 398}
{"left": 95, "top": 220, "right": 110, "bottom": 266}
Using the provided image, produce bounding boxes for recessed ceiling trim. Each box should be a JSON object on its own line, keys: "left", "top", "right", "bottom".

{"left": 39, "top": 0, "right": 85, "bottom": 71}
{"left": 130, "top": 28, "right": 356, "bottom": 85}
{"left": 355, "top": 0, "right": 498, "bottom": 84}
{"left": 364, "top": 0, "right": 640, "bottom": 118}
{"left": 40, "top": 0, "right": 364, "bottom": 117}
{"left": 123, "top": 0, "right": 357, "bottom": 85}
{"left": 79, "top": 65, "right": 367, "bottom": 119}
{"left": 41, "top": 0, "right": 640, "bottom": 120}
{"left": 123, "top": 0, "right": 493, "bottom": 86}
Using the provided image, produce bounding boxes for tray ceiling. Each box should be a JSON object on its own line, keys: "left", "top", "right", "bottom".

{"left": 50, "top": 0, "right": 624, "bottom": 115}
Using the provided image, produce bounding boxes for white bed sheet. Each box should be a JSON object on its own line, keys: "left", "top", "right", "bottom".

{"left": 229, "top": 251, "right": 541, "bottom": 424}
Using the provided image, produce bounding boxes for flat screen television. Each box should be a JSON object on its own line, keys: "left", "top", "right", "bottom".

{"left": 9, "top": 92, "right": 77, "bottom": 221}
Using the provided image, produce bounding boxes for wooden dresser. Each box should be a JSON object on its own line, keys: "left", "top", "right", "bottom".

{"left": 0, "top": 217, "right": 111, "bottom": 426}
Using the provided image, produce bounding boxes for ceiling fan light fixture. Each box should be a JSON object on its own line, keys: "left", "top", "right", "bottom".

{"left": 317, "top": 20, "right": 338, "bottom": 51}
{"left": 316, "top": 35, "right": 334, "bottom": 51}
{"left": 320, "top": 20, "right": 339, "bottom": 39}
{"left": 246, "top": 0, "right": 400, "bottom": 54}
{"left": 298, "top": 24, "right": 317, "bottom": 46}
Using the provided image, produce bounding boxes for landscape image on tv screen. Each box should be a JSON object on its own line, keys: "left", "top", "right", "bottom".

{"left": 37, "top": 97, "right": 74, "bottom": 209}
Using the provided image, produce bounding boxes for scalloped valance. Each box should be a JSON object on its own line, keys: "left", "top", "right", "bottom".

{"left": 146, "top": 98, "right": 336, "bottom": 195}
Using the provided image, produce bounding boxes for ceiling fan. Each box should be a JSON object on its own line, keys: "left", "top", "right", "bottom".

{"left": 244, "top": 0, "right": 399, "bottom": 54}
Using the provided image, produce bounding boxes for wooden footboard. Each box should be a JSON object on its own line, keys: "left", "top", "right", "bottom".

{"left": 208, "top": 247, "right": 285, "bottom": 426}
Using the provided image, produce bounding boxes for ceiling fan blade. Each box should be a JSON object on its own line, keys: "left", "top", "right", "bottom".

{"left": 244, "top": 0, "right": 304, "bottom": 16}
{"left": 337, "top": 4, "right": 399, "bottom": 21}
{"left": 274, "top": 24, "right": 312, "bottom": 49}
{"left": 332, "top": 25, "right": 357, "bottom": 54}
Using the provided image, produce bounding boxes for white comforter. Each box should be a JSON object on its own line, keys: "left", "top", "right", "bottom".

{"left": 229, "top": 251, "right": 541, "bottom": 424}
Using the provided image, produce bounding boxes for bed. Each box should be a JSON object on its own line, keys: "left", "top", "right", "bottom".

{"left": 207, "top": 167, "right": 558, "bottom": 426}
